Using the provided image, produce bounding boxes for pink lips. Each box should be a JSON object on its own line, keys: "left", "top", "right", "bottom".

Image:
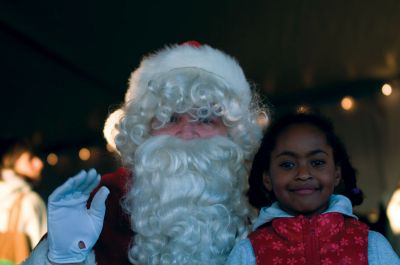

{"left": 290, "top": 186, "right": 319, "bottom": 195}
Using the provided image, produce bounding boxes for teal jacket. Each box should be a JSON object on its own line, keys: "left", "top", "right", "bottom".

{"left": 227, "top": 195, "right": 400, "bottom": 265}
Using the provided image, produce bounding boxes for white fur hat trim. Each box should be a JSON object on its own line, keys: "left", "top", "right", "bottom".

{"left": 125, "top": 42, "right": 251, "bottom": 105}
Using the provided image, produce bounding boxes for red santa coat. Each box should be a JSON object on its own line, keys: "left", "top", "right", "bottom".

{"left": 89, "top": 168, "right": 133, "bottom": 265}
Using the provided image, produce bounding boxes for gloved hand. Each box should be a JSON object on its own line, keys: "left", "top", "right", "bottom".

{"left": 47, "top": 168, "right": 110, "bottom": 263}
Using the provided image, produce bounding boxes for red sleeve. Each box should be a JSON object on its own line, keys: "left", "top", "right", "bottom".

{"left": 89, "top": 167, "right": 134, "bottom": 265}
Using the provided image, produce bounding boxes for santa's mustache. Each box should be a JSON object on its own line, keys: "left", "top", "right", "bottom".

{"left": 132, "top": 135, "right": 245, "bottom": 200}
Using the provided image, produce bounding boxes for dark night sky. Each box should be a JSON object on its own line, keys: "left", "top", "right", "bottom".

{"left": 2, "top": 0, "right": 400, "bottom": 146}
{"left": 1, "top": 0, "right": 400, "bottom": 206}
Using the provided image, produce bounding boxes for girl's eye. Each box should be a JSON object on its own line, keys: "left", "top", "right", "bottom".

{"left": 310, "top": 160, "right": 326, "bottom": 167}
{"left": 279, "top": 161, "right": 296, "bottom": 170}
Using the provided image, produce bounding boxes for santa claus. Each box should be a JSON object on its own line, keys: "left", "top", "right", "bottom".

{"left": 23, "top": 41, "right": 266, "bottom": 265}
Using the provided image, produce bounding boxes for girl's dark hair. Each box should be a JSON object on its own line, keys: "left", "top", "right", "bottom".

{"left": 247, "top": 112, "right": 364, "bottom": 209}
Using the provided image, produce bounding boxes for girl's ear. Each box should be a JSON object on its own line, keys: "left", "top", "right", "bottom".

{"left": 334, "top": 166, "right": 342, "bottom": 187}
{"left": 263, "top": 173, "right": 273, "bottom": 192}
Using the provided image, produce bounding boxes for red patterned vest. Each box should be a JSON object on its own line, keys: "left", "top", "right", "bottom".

{"left": 248, "top": 212, "right": 369, "bottom": 265}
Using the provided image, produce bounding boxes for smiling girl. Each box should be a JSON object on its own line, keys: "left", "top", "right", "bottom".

{"left": 227, "top": 112, "right": 399, "bottom": 265}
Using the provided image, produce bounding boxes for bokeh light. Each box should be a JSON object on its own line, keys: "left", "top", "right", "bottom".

{"left": 381, "top": 83, "right": 393, "bottom": 96}
{"left": 47, "top": 153, "right": 58, "bottom": 166}
{"left": 341, "top": 96, "right": 354, "bottom": 111}
{"left": 79, "top": 148, "right": 91, "bottom": 161}
{"left": 296, "top": 104, "right": 311, "bottom": 113}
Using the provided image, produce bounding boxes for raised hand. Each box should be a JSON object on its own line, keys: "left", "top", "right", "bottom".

{"left": 47, "top": 169, "right": 110, "bottom": 263}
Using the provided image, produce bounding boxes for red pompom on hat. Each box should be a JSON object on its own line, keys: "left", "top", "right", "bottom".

{"left": 180, "top": 40, "right": 202, "bottom": 48}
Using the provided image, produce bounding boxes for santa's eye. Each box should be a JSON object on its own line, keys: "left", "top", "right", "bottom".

{"left": 168, "top": 115, "right": 180, "bottom": 123}
{"left": 198, "top": 117, "right": 213, "bottom": 124}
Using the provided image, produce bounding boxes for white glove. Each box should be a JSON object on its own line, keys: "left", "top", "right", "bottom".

{"left": 47, "top": 168, "right": 110, "bottom": 263}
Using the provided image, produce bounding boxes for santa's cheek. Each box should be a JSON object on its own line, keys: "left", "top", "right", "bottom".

{"left": 152, "top": 128, "right": 178, "bottom": 136}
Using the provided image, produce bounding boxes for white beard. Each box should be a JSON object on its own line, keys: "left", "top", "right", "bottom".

{"left": 122, "top": 135, "right": 254, "bottom": 265}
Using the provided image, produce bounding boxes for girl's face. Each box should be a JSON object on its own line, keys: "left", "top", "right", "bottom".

{"left": 263, "top": 124, "right": 341, "bottom": 216}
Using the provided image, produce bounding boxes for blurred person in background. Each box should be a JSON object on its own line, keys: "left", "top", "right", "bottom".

{"left": 0, "top": 138, "right": 47, "bottom": 252}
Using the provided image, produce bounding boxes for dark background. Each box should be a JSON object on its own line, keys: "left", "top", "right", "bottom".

{"left": 1, "top": 1, "right": 400, "bottom": 247}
